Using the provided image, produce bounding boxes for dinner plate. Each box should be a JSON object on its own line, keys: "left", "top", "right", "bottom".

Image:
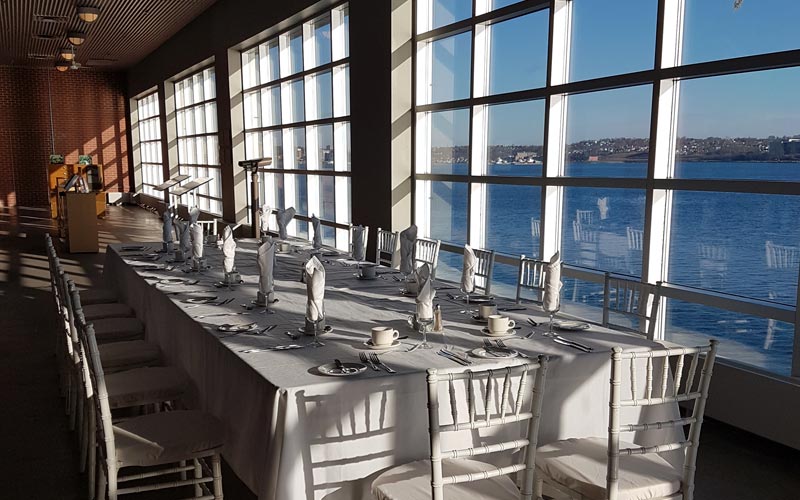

{"left": 363, "top": 340, "right": 401, "bottom": 350}
{"left": 470, "top": 347, "right": 518, "bottom": 359}
{"left": 399, "top": 288, "right": 418, "bottom": 297}
{"left": 299, "top": 325, "right": 334, "bottom": 335}
{"left": 481, "top": 327, "right": 518, "bottom": 338}
{"left": 218, "top": 323, "right": 256, "bottom": 332}
{"left": 121, "top": 245, "right": 146, "bottom": 252}
{"left": 181, "top": 296, "right": 218, "bottom": 304}
{"left": 159, "top": 278, "right": 197, "bottom": 285}
{"left": 471, "top": 314, "right": 488, "bottom": 324}
{"left": 462, "top": 295, "right": 494, "bottom": 304}
{"left": 555, "top": 321, "right": 591, "bottom": 331}
{"left": 318, "top": 362, "right": 367, "bottom": 377}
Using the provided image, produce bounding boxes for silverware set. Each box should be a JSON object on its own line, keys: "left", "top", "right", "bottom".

{"left": 360, "top": 352, "right": 396, "bottom": 373}
{"left": 552, "top": 336, "right": 593, "bottom": 352}
{"left": 194, "top": 311, "right": 250, "bottom": 319}
{"left": 239, "top": 344, "right": 303, "bottom": 354}
{"left": 437, "top": 348, "right": 472, "bottom": 366}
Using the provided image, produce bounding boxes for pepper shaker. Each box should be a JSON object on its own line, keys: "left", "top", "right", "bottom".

{"left": 433, "top": 304, "right": 443, "bottom": 332}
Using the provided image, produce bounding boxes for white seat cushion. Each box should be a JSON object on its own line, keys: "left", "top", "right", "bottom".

{"left": 106, "top": 366, "right": 190, "bottom": 409}
{"left": 372, "top": 459, "right": 521, "bottom": 500}
{"left": 536, "top": 437, "right": 682, "bottom": 500}
{"left": 83, "top": 302, "right": 134, "bottom": 321}
{"left": 114, "top": 410, "right": 224, "bottom": 467}
{"left": 99, "top": 340, "right": 160, "bottom": 372}
{"left": 79, "top": 288, "right": 117, "bottom": 305}
{"left": 92, "top": 317, "right": 145, "bottom": 343}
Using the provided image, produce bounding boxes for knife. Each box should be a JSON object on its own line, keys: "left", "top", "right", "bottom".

{"left": 553, "top": 337, "right": 592, "bottom": 352}
{"left": 441, "top": 349, "right": 473, "bottom": 365}
{"left": 437, "top": 350, "right": 469, "bottom": 366}
{"left": 498, "top": 307, "right": 526, "bottom": 312}
{"left": 555, "top": 335, "right": 593, "bottom": 351}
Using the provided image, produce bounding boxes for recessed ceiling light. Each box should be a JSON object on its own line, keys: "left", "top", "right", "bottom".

{"left": 59, "top": 47, "right": 75, "bottom": 61}
{"left": 55, "top": 61, "right": 70, "bottom": 72}
{"left": 77, "top": 6, "right": 100, "bottom": 23}
{"left": 67, "top": 31, "right": 86, "bottom": 46}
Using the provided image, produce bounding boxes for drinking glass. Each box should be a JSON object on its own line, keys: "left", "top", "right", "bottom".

{"left": 417, "top": 316, "right": 433, "bottom": 349}
{"left": 309, "top": 315, "right": 325, "bottom": 347}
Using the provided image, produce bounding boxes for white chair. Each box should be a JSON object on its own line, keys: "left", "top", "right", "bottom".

{"left": 516, "top": 256, "right": 547, "bottom": 305}
{"left": 81, "top": 323, "right": 224, "bottom": 500}
{"left": 765, "top": 240, "right": 800, "bottom": 269}
{"left": 196, "top": 218, "right": 220, "bottom": 243}
{"left": 626, "top": 227, "right": 644, "bottom": 251}
{"left": 535, "top": 340, "right": 719, "bottom": 500}
{"left": 376, "top": 227, "right": 399, "bottom": 268}
{"left": 602, "top": 274, "right": 661, "bottom": 339}
{"left": 372, "top": 359, "right": 549, "bottom": 500}
{"left": 414, "top": 237, "right": 441, "bottom": 280}
{"left": 530, "top": 219, "right": 540, "bottom": 239}
{"left": 576, "top": 210, "right": 595, "bottom": 226}
{"left": 471, "top": 247, "right": 495, "bottom": 295}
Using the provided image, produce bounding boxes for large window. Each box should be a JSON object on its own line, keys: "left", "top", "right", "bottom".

{"left": 413, "top": 0, "right": 800, "bottom": 376}
{"left": 135, "top": 92, "right": 164, "bottom": 197}
{"left": 174, "top": 67, "right": 222, "bottom": 214}
{"left": 241, "top": 3, "right": 351, "bottom": 247}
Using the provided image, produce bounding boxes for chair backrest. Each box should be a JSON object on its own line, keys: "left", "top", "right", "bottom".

{"left": 516, "top": 255, "right": 547, "bottom": 305}
{"left": 414, "top": 237, "right": 441, "bottom": 279}
{"left": 530, "top": 219, "right": 540, "bottom": 238}
{"left": 427, "top": 358, "right": 549, "bottom": 500}
{"left": 572, "top": 221, "right": 597, "bottom": 243}
{"left": 375, "top": 227, "right": 399, "bottom": 268}
{"left": 626, "top": 227, "right": 644, "bottom": 251}
{"left": 471, "top": 247, "right": 495, "bottom": 295}
{"left": 576, "top": 210, "right": 594, "bottom": 226}
{"left": 602, "top": 274, "right": 661, "bottom": 339}
{"left": 765, "top": 240, "right": 800, "bottom": 269}
{"left": 607, "top": 341, "right": 718, "bottom": 500}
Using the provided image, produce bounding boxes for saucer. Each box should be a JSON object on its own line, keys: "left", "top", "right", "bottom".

{"left": 218, "top": 323, "right": 256, "bottom": 332}
{"left": 471, "top": 314, "right": 488, "bottom": 324}
{"left": 555, "top": 321, "right": 591, "bottom": 331}
{"left": 400, "top": 288, "right": 418, "bottom": 297}
{"left": 318, "top": 362, "right": 367, "bottom": 377}
{"left": 481, "top": 327, "right": 517, "bottom": 338}
{"left": 470, "top": 347, "right": 518, "bottom": 359}
{"left": 363, "top": 340, "right": 401, "bottom": 350}
{"left": 299, "top": 325, "right": 334, "bottom": 335}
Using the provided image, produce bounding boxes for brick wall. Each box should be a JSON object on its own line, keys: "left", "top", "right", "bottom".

{"left": 0, "top": 66, "right": 130, "bottom": 208}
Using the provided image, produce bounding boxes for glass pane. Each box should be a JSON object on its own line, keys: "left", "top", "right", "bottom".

{"left": 683, "top": 0, "right": 800, "bottom": 65}
{"left": 565, "top": 86, "right": 651, "bottom": 177}
{"left": 194, "top": 106, "right": 205, "bottom": 134}
{"left": 320, "top": 176, "right": 337, "bottom": 245}
{"left": 429, "top": 32, "right": 471, "bottom": 104}
{"left": 316, "top": 124, "right": 334, "bottom": 171}
{"left": 242, "top": 49, "right": 259, "bottom": 89}
{"left": 293, "top": 128, "right": 307, "bottom": 170}
{"left": 315, "top": 71, "right": 333, "bottom": 119}
{"left": 264, "top": 130, "right": 284, "bottom": 169}
{"left": 289, "top": 79, "right": 305, "bottom": 123}
{"left": 486, "top": 100, "right": 544, "bottom": 176}
{"left": 313, "top": 15, "right": 332, "bottom": 67}
{"left": 490, "top": 0, "right": 523, "bottom": 10}
{"left": 261, "top": 86, "right": 282, "bottom": 127}
{"left": 669, "top": 191, "right": 800, "bottom": 304}
{"left": 429, "top": 108, "right": 469, "bottom": 175}
{"left": 674, "top": 68, "right": 800, "bottom": 181}
{"left": 243, "top": 91, "right": 260, "bottom": 129}
{"left": 261, "top": 40, "right": 281, "bottom": 82}
{"left": 437, "top": 250, "right": 463, "bottom": 284}
{"left": 569, "top": 0, "right": 657, "bottom": 82}
{"left": 665, "top": 299, "right": 793, "bottom": 376}
{"left": 204, "top": 68, "right": 216, "bottom": 99}
{"left": 428, "top": 180, "right": 468, "bottom": 245}
{"left": 430, "top": 0, "right": 471, "bottom": 31}
{"left": 207, "top": 136, "right": 219, "bottom": 165}
{"left": 561, "top": 276, "right": 605, "bottom": 324}
{"left": 561, "top": 187, "right": 645, "bottom": 276}
{"left": 205, "top": 102, "right": 217, "bottom": 133}
{"left": 245, "top": 131, "right": 262, "bottom": 159}
{"left": 487, "top": 11, "right": 548, "bottom": 95}
{"left": 289, "top": 29, "right": 304, "bottom": 75}
{"left": 485, "top": 184, "right": 541, "bottom": 257}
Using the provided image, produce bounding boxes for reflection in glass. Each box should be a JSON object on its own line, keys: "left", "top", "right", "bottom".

{"left": 565, "top": 86, "right": 651, "bottom": 178}
{"left": 260, "top": 40, "right": 281, "bottom": 83}
{"left": 316, "top": 125, "right": 334, "bottom": 171}
{"left": 315, "top": 71, "right": 333, "bottom": 119}
{"left": 319, "top": 176, "right": 337, "bottom": 245}
{"left": 429, "top": 32, "right": 471, "bottom": 104}
{"left": 292, "top": 128, "right": 307, "bottom": 170}
{"left": 488, "top": 11, "right": 548, "bottom": 95}
{"left": 674, "top": 68, "right": 800, "bottom": 181}
{"left": 429, "top": 108, "right": 469, "bottom": 175}
{"left": 486, "top": 100, "right": 544, "bottom": 176}
{"left": 263, "top": 130, "right": 283, "bottom": 169}
{"left": 261, "top": 86, "right": 281, "bottom": 127}
{"left": 288, "top": 29, "right": 303, "bottom": 74}
{"left": 569, "top": 0, "right": 656, "bottom": 82}
{"left": 485, "top": 184, "right": 540, "bottom": 257}
{"left": 428, "top": 181, "right": 468, "bottom": 245}
{"left": 313, "top": 15, "right": 332, "bottom": 67}
{"left": 288, "top": 79, "right": 305, "bottom": 123}
{"left": 430, "top": 0, "right": 471, "bottom": 31}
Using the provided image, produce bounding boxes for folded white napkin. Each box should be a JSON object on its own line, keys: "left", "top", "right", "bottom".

{"left": 189, "top": 206, "right": 200, "bottom": 225}
{"left": 190, "top": 223, "right": 203, "bottom": 260}
{"left": 415, "top": 263, "right": 435, "bottom": 320}
{"left": 276, "top": 207, "right": 296, "bottom": 240}
{"left": 175, "top": 220, "right": 190, "bottom": 255}
{"left": 162, "top": 208, "right": 174, "bottom": 251}
{"left": 312, "top": 214, "right": 323, "bottom": 249}
{"left": 399, "top": 224, "right": 417, "bottom": 275}
{"left": 352, "top": 225, "right": 366, "bottom": 261}
{"left": 461, "top": 244, "right": 476, "bottom": 294}
{"left": 222, "top": 225, "right": 236, "bottom": 273}
{"left": 304, "top": 256, "right": 326, "bottom": 322}
{"left": 258, "top": 238, "right": 276, "bottom": 297}
{"left": 543, "top": 251, "right": 562, "bottom": 312}
{"left": 597, "top": 197, "right": 609, "bottom": 220}
{"left": 260, "top": 204, "right": 271, "bottom": 236}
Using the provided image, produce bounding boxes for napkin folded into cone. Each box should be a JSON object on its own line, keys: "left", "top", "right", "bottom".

{"left": 352, "top": 225, "right": 366, "bottom": 261}
{"left": 190, "top": 223, "right": 204, "bottom": 260}
{"left": 189, "top": 206, "right": 200, "bottom": 225}
{"left": 175, "top": 220, "right": 190, "bottom": 256}
{"left": 222, "top": 225, "right": 236, "bottom": 274}
{"left": 399, "top": 225, "right": 418, "bottom": 275}
{"left": 415, "top": 263, "right": 435, "bottom": 320}
{"left": 162, "top": 208, "right": 174, "bottom": 251}
{"left": 257, "top": 238, "right": 276, "bottom": 301}
{"left": 277, "top": 207, "right": 296, "bottom": 240}
{"left": 260, "top": 204, "right": 271, "bottom": 236}
{"left": 543, "top": 251, "right": 562, "bottom": 312}
{"left": 304, "top": 256, "right": 326, "bottom": 323}
{"left": 311, "top": 215, "right": 323, "bottom": 249}
{"left": 461, "top": 244, "right": 476, "bottom": 294}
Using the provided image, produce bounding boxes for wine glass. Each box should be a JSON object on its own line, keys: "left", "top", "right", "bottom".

{"left": 417, "top": 316, "right": 433, "bottom": 349}
{"left": 460, "top": 285, "right": 474, "bottom": 315}
{"left": 543, "top": 305, "right": 559, "bottom": 337}
{"left": 308, "top": 315, "right": 326, "bottom": 347}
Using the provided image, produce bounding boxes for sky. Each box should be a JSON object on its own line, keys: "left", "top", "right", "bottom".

{"left": 429, "top": 0, "right": 800, "bottom": 146}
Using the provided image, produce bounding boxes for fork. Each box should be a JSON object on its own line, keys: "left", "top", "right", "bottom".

{"left": 360, "top": 352, "right": 380, "bottom": 371}
{"left": 370, "top": 353, "right": 396, "bottom": 373}
{"left": 496, "top": 339, "right": 530, "bottom": 358}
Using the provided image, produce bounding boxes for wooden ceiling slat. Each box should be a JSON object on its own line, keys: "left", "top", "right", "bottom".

{"left": 0, "top": 0, "right": 218, "bottom": 69}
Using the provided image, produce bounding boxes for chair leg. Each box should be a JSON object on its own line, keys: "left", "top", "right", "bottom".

{"left": 194, "top": 458, "right": 202, "bottom": 498}
{"left": 107, "top": 465, "right": 118, "bottom": 500}
{"left": 212, "top": 453, "right": 223, "bottom": 499}
{"left": 534, "top": 478, "right": 543, "bottom": 500}
{"left": 97, "top": 466, "right": 107, "bottom": 500}
{"left": 88, "top": 409, "right": 96, "bottom": 500}
{"left": 79, "top": 396, "right": 87, "bottom": 472}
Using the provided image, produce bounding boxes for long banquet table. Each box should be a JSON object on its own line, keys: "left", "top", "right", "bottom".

{"left": 103, "top": 239, "right": 681, "bottom": 500}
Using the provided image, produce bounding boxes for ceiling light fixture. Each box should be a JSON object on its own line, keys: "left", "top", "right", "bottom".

{"left": 77, "top": 5, "right": 100, "bottom": 23}
{"left": 55, "top": 61, "right": 70, "bottom": 72}
{"left": 67, "top": 30, "right": 86, "bottom": 45}
{"left": 60, "top": 47, "right": 75, "bottom": 61}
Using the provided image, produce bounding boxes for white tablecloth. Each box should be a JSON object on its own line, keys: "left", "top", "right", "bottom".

{"left": 104, "top": 240, "right": 680, "bottom": 500}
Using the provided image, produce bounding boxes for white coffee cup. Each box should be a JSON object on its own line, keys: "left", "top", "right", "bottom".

{"left": 479, "top": 303, "right": 497, "bottom": 319}
{"left": 278, "top": 242, "right": 291, "bottom": 252}
{"left": 405, "top": 279, "right": 419, "bottom": 294}
{"left": 371, "top": 326, "right": 400, "bottom": 346}
{"left": 488, "top": 315, "right": 515, "bottom": 334}
{"left": 359, "top": 264, "right": 377, "bottom": 279}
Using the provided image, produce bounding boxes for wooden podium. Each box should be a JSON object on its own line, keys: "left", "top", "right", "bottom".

{"left": 63, "top": 192, "right": 99, "bottom": 253}
{"left": 48, "top": 164, "right": 106, "bottom": 218}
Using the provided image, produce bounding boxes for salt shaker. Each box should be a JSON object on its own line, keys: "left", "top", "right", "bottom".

{"left": 433, "top": 304, "right": 443, "bottom": 332}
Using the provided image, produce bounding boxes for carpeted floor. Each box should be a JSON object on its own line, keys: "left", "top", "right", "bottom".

{"left": 1, "top": 204, "right": 798, "bottom": 499}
